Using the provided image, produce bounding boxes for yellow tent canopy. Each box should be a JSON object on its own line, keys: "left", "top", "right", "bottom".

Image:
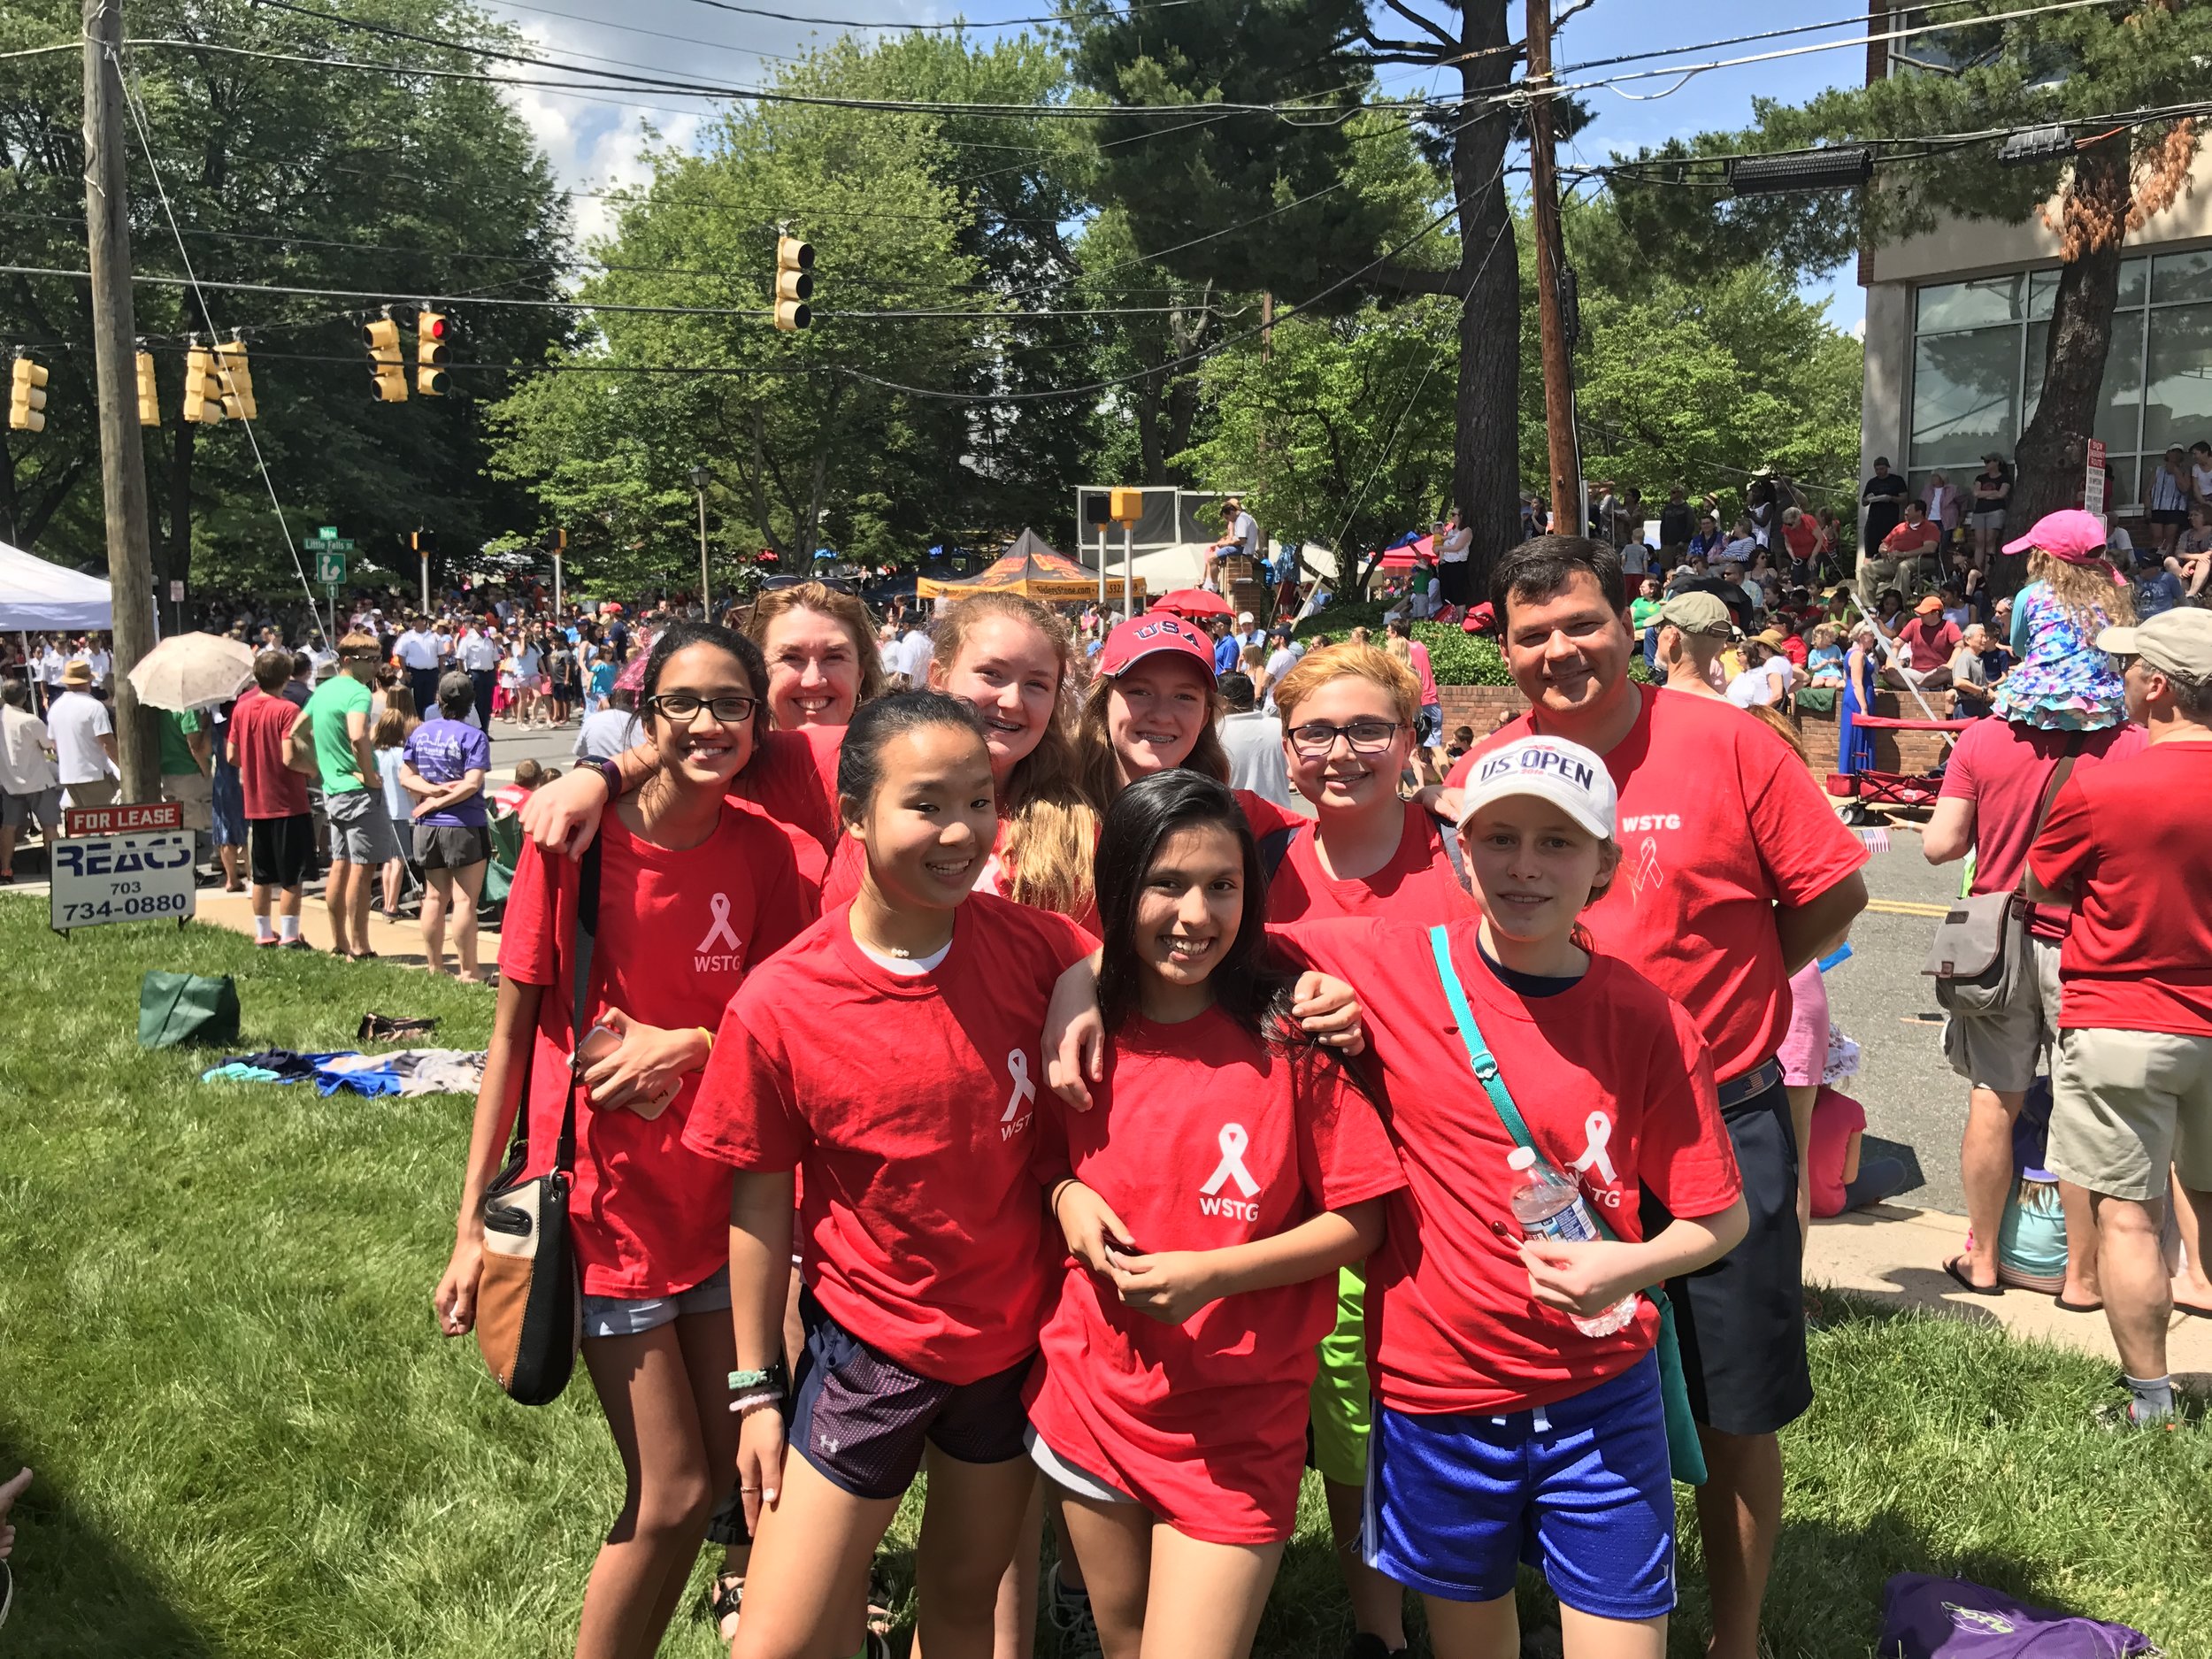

{"left": 915, "top": 527, "right": 1145, "bottom": 603}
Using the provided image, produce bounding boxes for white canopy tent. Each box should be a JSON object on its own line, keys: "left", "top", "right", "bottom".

{"left": 0, "top": 539, "right": 112, "bottom": 632}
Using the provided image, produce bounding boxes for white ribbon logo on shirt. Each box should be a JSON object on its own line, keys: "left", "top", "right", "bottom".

{"left": 1002, "top": 1049, "right": 1036, "bottom": 1122}
{"left": 1200, "top": 1123, "right": 1261, "bottom": 1199}
{"left": 1570, "top": 1110, "right": 1617, "bottom": 1186}
{"left": 695, "top": 892, "right": 742, "bottom": 954}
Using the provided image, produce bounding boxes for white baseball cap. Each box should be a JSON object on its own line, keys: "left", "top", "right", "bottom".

{"left": 1237, "top": 610, "right": 1255, "bottom": 626}
{"left": 1455, "top": 736, "right": 1617, "bottom": 841}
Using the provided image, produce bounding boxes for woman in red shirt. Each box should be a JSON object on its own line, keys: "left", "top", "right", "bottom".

{"left": 434, "top": 623, "right": 820, "bottom": 1659}
{"left": 1028, "top": 770, "right": 1400, "bottom": 1658}
{"left": 683, "top": 691, "right": 1095, "bottom": 1659}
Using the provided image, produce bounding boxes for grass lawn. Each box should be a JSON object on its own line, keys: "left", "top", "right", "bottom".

{"left": 2, "top": 896, "right": 2208, "bottom": 1656}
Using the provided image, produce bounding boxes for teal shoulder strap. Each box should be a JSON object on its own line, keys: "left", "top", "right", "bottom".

{"left": 1425, "top": 925, "right": 1620, "bottom": 1245}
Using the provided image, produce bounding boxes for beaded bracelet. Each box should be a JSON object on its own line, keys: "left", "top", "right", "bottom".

{"left": 728, "top": 1388, "right": 782, "bottom": 1417}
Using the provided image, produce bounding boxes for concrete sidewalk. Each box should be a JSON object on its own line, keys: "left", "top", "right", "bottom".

{"left": 188, "top": 887, "right": 503, "bottom": 977}
{"left": 1807, "top": 1202, "right": 2212, "bottom": 1385}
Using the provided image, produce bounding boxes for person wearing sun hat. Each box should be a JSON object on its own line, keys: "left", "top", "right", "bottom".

{"left": 1990, "top": 509, "right": 2133, "bottom": 731}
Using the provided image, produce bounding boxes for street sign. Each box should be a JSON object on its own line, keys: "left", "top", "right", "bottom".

{"left": 50, "top": 822, "right": 196, "bottom": 935}
{"left": 169, "top": 579, "right": 184, "bottom": 603}
{"left": 315, "top": 551, "right": 346, "bottom": 584}
{"left": 2085, "top": 438, "right": 2108, "bottom": 518}
{"left": 319, "top": 526, "right": 338, "bottom": 540}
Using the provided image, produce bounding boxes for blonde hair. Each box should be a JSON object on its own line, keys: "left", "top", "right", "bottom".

{"left": 372, "top": 686, "right": 417, "bottom": 749}
{"left": 1271, "top": 641, "right": 1419, "bottom": 727}
{"left": 741, "top": 582, "right": 887, "bottom": 712}
{"left": 930, "top": 593, "right": 1094, "bottom": 917}
{"left": 1809, "top": 622, "right": 1839, "bottom": 649}
{"left": 2027, "top": 549, "right": 2134, "bottom": 637}
{"left": 1073, "top": 664, "right": 1229, "bottom": 815}
{"left": 1746, "top": 703, "right": 1806, "bottom": 760}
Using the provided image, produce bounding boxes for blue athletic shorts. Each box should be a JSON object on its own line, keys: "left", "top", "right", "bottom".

{"left": 1363, "top": 1350, "right": 1676, "bottom": 1622}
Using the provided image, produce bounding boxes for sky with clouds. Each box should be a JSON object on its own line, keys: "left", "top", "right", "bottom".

{"left": 483, "top": 0, "right": 1873, "bottom": 333}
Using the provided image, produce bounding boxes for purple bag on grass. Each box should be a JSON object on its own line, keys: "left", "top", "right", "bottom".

{"left": 1881, "top": 1573, "right": 2158, "bottom": 1658}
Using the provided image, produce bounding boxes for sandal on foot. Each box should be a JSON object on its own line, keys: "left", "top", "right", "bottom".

{"left": 2054, "top": 1294, "right": 2104, "bottom": 1313}
{"left": 1942, "top": 1256, "right": 2004, "bottom": 1296}
{"left": 710, "top": 1571, "right": 744, "bottom": 1644}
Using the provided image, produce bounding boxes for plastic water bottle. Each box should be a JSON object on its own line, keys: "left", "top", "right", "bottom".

{"left": 1506, "top": 1147, "right": 1640, "bottom": 1338}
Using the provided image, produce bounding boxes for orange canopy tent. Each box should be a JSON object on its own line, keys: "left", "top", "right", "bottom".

{"left": 915, "top": 527, "right": 1145, "bottom": 603}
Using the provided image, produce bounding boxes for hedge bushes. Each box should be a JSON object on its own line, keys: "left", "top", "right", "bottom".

{"left": 1288, "top": 601, "right": 1513, "bottom": 687}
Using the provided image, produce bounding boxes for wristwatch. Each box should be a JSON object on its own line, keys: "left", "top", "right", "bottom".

{"left": 593, "top": 757, "right": 624, "bottom": 798}
{"left": 728, "top": 1361, "right": 790, "bottom": 1397}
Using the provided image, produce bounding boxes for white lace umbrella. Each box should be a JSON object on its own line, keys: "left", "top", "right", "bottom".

{"left": 125, "top": 631, "right": 257, "bottom": 710}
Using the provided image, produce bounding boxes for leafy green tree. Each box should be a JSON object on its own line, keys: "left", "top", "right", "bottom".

{"left": 1612, "top": 0, "right": 2212, "bottom": 532}
{"left": 0, "top": 0, "right": 568, "bottom": 603}
{"left": 488, "top": 63, "right": 988, "bottom": 591}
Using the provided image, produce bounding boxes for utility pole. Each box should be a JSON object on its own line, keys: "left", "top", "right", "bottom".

{"left": 691, "top": 465, "right": 712, "bottom": 618}
{"left": 1525, "top": 0, "right": 1579, "bottom": 537}
{"left": 82, "top": 0, "right": 159, "bottom": 801}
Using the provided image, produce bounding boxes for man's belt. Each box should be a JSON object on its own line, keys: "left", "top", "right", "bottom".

{"left": 1716, "top": 1056, "right": 1785, "bottom": 1112}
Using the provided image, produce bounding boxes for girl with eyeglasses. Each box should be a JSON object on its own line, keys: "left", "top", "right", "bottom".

{"left": 434, "top": 623, "right": 824, "bottom": 1659}
{"left": 1025, "top": 771, "right": 1401, "bottom": 1659}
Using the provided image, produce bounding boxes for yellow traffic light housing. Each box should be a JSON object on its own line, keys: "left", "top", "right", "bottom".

{"left": 9, "top": 355, "right": 49, "bottom": 433}
{"left": 217, "top": 336, "right": 257, "bottom": 421}
{"left": 135, "top": 349, "right": 160, "bottom": 426}
{"left": 417, "top": 311, "right": 449, "bottom": 396}
{"left": 1109, "top": 488, "right": 1143, "bottom": 524}
{"left": 181, "top": 347, "right": 226, "bottom": 425}
{"left": 365, "top": 313, "right": 408, "bottom": 402}
{"left": 774, "top": 234, "right": 813, "bottom": 332}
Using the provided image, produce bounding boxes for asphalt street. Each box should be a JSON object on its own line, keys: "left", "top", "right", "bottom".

{"left": 485, "top": 718, "right": 1978, "bottom": 1215}
{"left": 1825, "top": 825, "right": 1973, "bottom": 1216}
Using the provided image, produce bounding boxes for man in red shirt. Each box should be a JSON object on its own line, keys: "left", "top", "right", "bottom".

{"left": 1923, "top": 713, "right": 2145, "bottom": 1300}
{"left": 1444, "top": 537, "right": 1868, "bottom": 1659}
{"left": 2029, "top": 608, "right": 2212, "bottom": 1427}
{"left": 227, "top": 650, "right": 314, "bottom": 947}
{"left": 1884, "top": 594, "right": 1962, "bottom": 689}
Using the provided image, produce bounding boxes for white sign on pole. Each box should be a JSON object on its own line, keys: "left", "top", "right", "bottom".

{"left": 2085, "top": 438, "right": 2108, "bottom": 519}
{"left": 168, "top": 580, "right": 184, "bottom": 603}
{"left": 50, "top": 829, "right": 197, "bottom": 933}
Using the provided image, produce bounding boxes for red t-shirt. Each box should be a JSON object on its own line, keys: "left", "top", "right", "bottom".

{"left": 1448, "top": 685, "right": 1870, "bottom": 1080}
{"left": 1778, "top": 634, "right": 1809, "bottom": 669}
{"left": 1782, "top": 518, "right": 1818, "bottom": 565}
{"left": 499, "top": 806, "right": 822, "bottom": 1297}
{"left": 1277, "top": 918, "right": 1738, "bottom": 1414}
{"left": 1264, "top": 802, "right": 1477, "bottom": 925}
{"left": 1025, "top": 1010, "right": 1402, "bottom": 1543}
{"left": 1881, "top": 519, "right": 1940, "bottom": 557}
{"left": 1896, "top": 615, "right": 1961, "bottom": 666}
{"left": 2028, "top": 741, "right": 2212, "bottom": 1037}
{"left": 229, "top": 688, "right": 308, "bottom": 819}
{"left": 733, "top": 725, "right": 842, "bottom": 851}
{"left": 1938, "top": 717, "right": 2147, "bottom": 939}
{"left": 684, "top": 895, "right": 1096, "bottom": 1382}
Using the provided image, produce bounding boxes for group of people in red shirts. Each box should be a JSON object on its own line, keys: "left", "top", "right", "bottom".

{"left": 427, "top": 538, "right": 1872, "bottom": 1659}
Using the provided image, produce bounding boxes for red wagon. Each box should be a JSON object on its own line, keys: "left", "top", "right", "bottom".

{"left": 1825, "top": 714, "right": 1976, "bottom": 811}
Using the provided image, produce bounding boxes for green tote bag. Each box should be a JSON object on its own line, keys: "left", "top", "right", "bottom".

{"left": 138, "top": 972, "right": 241, "bottom": 1049}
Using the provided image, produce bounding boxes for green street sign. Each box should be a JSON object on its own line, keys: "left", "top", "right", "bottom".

{"left": 315, "top": 551, "right": 346, "bottom": 585}
{"left": 319, "top": 526, "right": 338, "bottom": 541}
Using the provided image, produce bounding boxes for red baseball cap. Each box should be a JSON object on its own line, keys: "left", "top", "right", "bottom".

{"left": 2002, "top": 508, "right": 2108, "bottom": 565}
{"left": 1096, "top": 613, "right": 1217, "bottom": 680}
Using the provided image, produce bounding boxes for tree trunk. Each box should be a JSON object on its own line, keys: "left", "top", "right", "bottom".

{"left": 1451, "top": 0, "right": 1521, "bottom": 598}
{"left": 2012, "top": 141, "right": 2130, "bottom": 557}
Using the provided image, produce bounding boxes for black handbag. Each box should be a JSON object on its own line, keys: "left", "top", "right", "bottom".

{"left": 1922, "top": 737, "right": 2080, "bottom": 1018}
{"left": 473, "top": 842, "right": 600, "bottom": 1406}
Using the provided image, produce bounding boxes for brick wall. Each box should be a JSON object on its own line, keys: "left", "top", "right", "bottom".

{"left": 1436, "top": 680, "right": 1959, "bottom": 792}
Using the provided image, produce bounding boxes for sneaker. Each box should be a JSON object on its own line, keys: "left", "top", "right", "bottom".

{"left": 1345, "top": 1638, "right": 1406, "bottom": 1659}
{"left": 2093, "top": 1399, "right": 2180, "bottom": 1431}
{"left": 1047, "top": 1572, "right": 1102, "bottom": 1659}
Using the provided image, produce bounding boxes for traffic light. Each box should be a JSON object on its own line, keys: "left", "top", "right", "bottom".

{"left": 9, "top": 355, "right": 48, "bottom": 433}
{"left": 365, "top": 312, "right": 407, "bottom": 402}
{"left": 216, "top": 336, "right": 257, "bottom": 421}
{"left": 416, "top": 310, "right": 449, "bottom": 396}
{"left": 773, "top": 234, "right": 813, "bottom": 331}
{"left": 410, "top": 529, "right": 438, "bottom": 557}
{"left": 135, "top": 349, "right": 159, "bottom": 426}
{"left": 181, "top": 347, "right": 226, "bottom": 425}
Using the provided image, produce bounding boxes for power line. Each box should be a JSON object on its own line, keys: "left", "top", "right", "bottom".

{"left": 672, "top": 0, "right": 1190, "bottom": 29}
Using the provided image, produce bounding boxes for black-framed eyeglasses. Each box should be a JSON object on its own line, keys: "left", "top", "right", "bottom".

{"left": 1287, "top": 718, "right": 1402, "bottom": 757}
{"left": 648, "top": 693, "right": 758, "bottom": 725}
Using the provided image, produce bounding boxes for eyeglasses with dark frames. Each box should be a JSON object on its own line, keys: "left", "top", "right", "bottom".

{"left": 1286, "top": 718, "right": 1402, "bottom": 757}
{"left": 647, "top": 693, "right": 758, "bottom": 725}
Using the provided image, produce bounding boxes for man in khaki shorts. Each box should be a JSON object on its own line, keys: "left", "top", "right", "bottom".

{"left": 2028, "top": 607, "right": 2212, "bottom": 1427}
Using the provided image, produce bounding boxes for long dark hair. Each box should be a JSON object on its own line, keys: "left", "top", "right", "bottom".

{"left": 1094, "top": 771, "right": 1296, "bottom": 1044}
{"left": 639, "top": 621, "right": 771, "bottom": 749}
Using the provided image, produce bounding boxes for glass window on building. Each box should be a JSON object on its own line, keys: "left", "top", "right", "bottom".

{"left": 1909, "top": 253, "right": 2182, "bottom": 515}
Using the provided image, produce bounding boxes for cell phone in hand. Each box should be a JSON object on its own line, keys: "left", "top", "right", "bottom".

{"left": 569, "top": 1022, "right": 620, "bottom": 1073}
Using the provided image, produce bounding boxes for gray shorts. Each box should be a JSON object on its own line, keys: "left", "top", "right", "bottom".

{"left": 2, "top": 787, "right": 61, "bottom": 833}
{"left": 413, "top": 823, "right": 490, "bottom": 871}
{"left": 1943, "top": 933, "right": 2063, "bottom": 1096}
{"left": 326, "top": 788, "right": 401, "bottom": 865}
{"left": 581, "top": 1265, "right": 732, "bottom": 1340}
{"left": 161, "top": 770, "right": 214, "bottom": 833}
{"left": 2048, "top": 1026, "right": 2212, "bottom": 1202}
